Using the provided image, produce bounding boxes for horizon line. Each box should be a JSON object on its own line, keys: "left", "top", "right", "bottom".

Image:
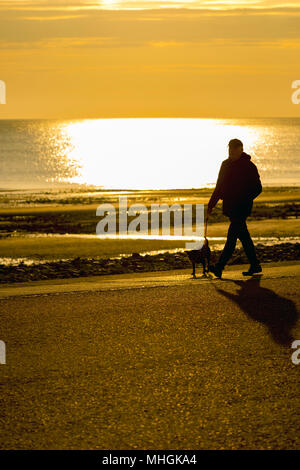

{"left": 1, "top": 116, "right": 300, "bottom": 121}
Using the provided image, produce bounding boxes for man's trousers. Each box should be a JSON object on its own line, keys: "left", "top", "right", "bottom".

{"left": 216, "top": 216, "right": 260, "bottom": 269}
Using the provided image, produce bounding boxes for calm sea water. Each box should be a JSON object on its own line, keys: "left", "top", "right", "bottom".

{"left": 0, "top": 118, "right": 299, "bottom": 190}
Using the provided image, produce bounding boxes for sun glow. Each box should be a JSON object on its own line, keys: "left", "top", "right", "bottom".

{"left": 98, "top": 0, "right": 120, "bottom": 9}
{"left": 92, "top": 1, "right": 295, "bottom": 11}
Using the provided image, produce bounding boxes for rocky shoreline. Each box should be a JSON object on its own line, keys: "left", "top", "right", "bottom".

{"left": 0, "top": 242, "right": 299, "bottom": 284}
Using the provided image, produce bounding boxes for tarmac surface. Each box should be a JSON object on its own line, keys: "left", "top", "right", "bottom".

{"left": 0, "top": 261, "right": 299, "bottom": 449}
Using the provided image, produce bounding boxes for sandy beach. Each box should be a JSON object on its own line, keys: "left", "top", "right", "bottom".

{"left": 0, "top": 186, "right": 299, "bottom": 282}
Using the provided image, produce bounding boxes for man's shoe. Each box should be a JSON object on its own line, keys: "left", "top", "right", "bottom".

{"left": 242, "top": 264, "right": 262, "bottom": 276}
{"left": 210, "top": 264, "right": 223, "bottom": 279}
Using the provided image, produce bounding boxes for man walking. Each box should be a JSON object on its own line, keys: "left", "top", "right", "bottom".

{"left": 207, "top": 139, "right": 262, "bottom": 278}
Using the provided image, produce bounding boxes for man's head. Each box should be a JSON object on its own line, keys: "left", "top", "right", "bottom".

{"left": 228, "top": 139, "right": 243, "bottom": 161}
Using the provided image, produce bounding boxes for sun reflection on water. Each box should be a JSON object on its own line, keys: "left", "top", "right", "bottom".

{"left": 60, "top": 118, "right": 263, "bottom": 189}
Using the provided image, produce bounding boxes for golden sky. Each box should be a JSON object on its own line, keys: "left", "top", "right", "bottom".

{"left": 1, "top": 0, "right": 300, "bottom": 118}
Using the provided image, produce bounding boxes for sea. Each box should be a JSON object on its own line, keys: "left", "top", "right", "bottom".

{"left": 0, "top": 117, "right": 300, "bottom": 190}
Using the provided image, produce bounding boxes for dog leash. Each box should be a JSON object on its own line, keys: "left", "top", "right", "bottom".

{"left": 204, "top": 214, "right": 208, "bottom": 241}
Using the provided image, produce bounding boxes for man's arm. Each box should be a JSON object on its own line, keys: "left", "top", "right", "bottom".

{"left": 207, "top": 161, "right": 225, "bottom": 214}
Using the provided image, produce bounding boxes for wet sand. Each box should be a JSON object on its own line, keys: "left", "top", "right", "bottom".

{"left": 0, "top": 186, "right": 299, "bottom": 282}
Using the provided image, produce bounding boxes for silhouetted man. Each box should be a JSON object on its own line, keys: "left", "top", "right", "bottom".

{"left": 207, "top": 139, "right": 262, "bottom": 278}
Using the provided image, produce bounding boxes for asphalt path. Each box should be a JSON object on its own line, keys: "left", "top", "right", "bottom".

{"left": 0, "top": 262, "right": 299, "bottom": 449}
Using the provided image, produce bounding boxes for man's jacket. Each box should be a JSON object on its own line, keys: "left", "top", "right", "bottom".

{"left": 208, "top": 152, "right": 262, "bottom": 218}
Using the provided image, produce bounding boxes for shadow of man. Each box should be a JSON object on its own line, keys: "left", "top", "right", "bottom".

{"left": 213, "top": 275, "right": 298, "bottom": 346}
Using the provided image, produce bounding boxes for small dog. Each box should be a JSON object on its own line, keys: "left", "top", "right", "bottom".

{"left": 185, "top": 238, "right": 211, "bottom": 278}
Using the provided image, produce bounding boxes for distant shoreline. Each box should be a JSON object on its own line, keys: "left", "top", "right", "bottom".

{"left": 1, "top": 184, "right": 300, "bottom": 194}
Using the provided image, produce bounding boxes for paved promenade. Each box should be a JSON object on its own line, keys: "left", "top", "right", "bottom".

{"left": 0, "top": 262, "right": 299, "bottom": 449}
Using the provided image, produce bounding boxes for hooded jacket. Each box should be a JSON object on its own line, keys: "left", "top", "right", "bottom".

{"left": 208, "top": 152, "right": 262, "bottom": 218}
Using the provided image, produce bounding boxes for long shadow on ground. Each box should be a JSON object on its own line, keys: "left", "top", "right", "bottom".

{"left": 212, "top": 275, "right": 298, "bottom": 346}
